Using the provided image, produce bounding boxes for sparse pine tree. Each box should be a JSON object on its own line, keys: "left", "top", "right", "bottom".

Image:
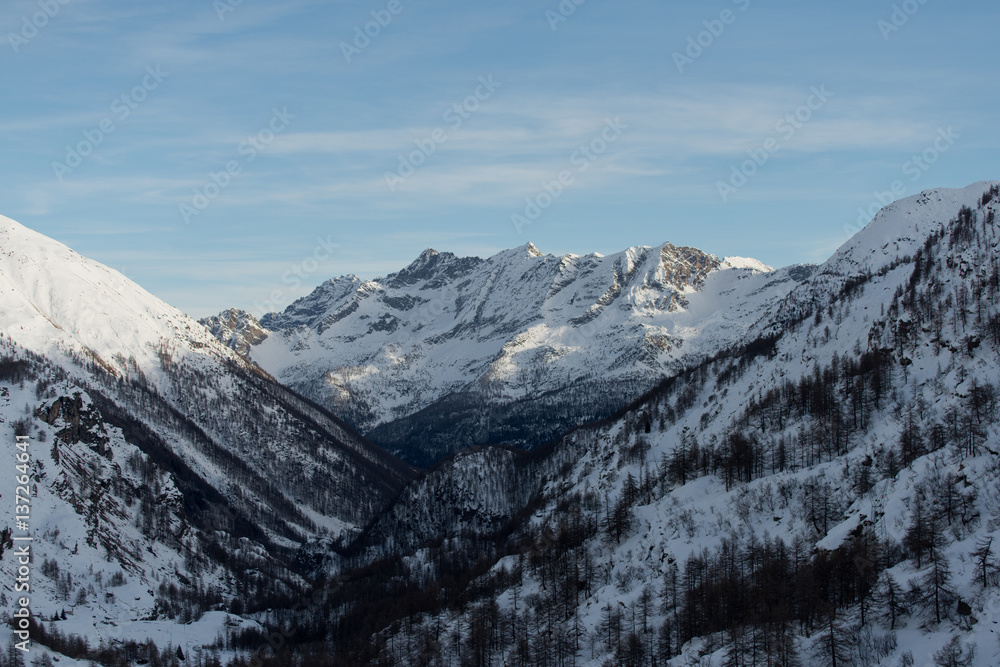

{"left": 971, "top": 535, "right": 995, "bottom": 588}
{"left": 874, "top": 572, "right": 907, "bottom": 630}
{"left": 767, "top": 622, "right": 801, "bottom": 667}
{"left": 920, "top": 525, "right": 955, "bottom": 624}
{"left": 809, "top": 608, "right": 852, "bottom": 667}
{"left": 723, "top": 626, "right": 750, "bottom": 667}
{"left": 903, "top": 492, "right": 933, "bottom": 568}
{"left": 932, "top": 636, "right": 976, "bottom": 667}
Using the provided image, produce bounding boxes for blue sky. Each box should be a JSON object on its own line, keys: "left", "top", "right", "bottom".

{"left": 2, "top": 0, "right": 997, "bottom": 317}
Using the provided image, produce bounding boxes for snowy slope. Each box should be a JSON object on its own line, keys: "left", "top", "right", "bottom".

{"left": 831, "top": 185, "right": 993, "bottom": 274}
{"left": 0, "top": 214, "right": 259, "bottom": 382}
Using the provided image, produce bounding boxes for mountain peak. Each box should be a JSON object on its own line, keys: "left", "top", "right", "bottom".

{"left": 200, "top": 308, "right": 268, "bottom": 356}
{"left": 721, "top": 256, "right": 773, "bottom": 273}
{"left": 386, "top": 247, "right": 482, "bottom": 289}
{"left": 486, "top": 242, "right": 546, "bottom": 265}
{"left": 832, "top": 181, "right": 1000, "bottom": 275}
{"left": 407, "top": 247, "right": 448, "bottom": 269}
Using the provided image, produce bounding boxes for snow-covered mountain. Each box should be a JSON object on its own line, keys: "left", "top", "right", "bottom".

{"left": 5, "top": 182, "right": 1000, "bottom": 666}
{"left": 0, "top": 214, "right": 413, "bottom": 660}
{"left": 273, "top": 182, "right": 1000, "bottom": 666}
{"left": 210, "top": 241, "right": 813, "bottom": 465}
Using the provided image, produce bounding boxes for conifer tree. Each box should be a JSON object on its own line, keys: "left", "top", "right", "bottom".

{"left": 809, "top": 607, "right": 852, "bottom": 667}
{"left": 971, "top": 535, "right": 994, "bottom": 588}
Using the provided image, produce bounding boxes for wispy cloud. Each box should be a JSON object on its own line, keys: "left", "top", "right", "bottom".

{"left": 2, "top": 0, "right": 996, "bottom": 315}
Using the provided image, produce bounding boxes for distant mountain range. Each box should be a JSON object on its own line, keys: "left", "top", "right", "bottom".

{"left": 204, "top": 239, "right": 813, "bottom": 465}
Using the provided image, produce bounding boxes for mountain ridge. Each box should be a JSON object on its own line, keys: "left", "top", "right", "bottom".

{"left": 208, "top": 236, "right": 804, "bottom": 465}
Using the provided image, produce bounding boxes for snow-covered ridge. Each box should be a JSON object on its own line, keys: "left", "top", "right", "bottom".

{"left": 828, "top": 181, "right": 1000, "bottom": 275}
{"left": 0, "top": 211, "right": 414, "bottom": 518}
{"left": 0, "top": 214, "right": 237, "bottom": 381}
{"left": 721, "top": 255, "right": 773, "bottom": 272}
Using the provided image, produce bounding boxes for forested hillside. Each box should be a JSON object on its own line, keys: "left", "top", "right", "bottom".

{"left": 216, "top": 183, "right": 1000, "bottom": 666}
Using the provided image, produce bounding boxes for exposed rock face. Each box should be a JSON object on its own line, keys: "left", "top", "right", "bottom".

{"left": 200, "top": 307, "right": 269, "bottom": 357}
